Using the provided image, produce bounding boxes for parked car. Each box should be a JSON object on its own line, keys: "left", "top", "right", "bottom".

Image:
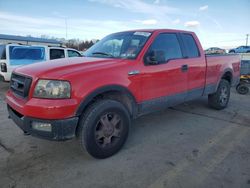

{"left": 229, "top": 46, "right": 250, "bottom": 53}
{"left": 0, "top": 44, "right": 82, "bottom": 81}
{"left": 6, "top": 29, "right": 240, "bottom": 159}
{"left": 205, "top": 47, "right": 226, "bottom": 55}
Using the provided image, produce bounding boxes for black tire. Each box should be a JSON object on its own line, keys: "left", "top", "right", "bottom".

{"left": 78, "top": 99, "right": 130, "bottom": 159}
{"left": 208, "top": 79, "right": 230, "bottom": 110}
{"left": 236, "top": 84, "right": 249, "bottom": 95}
{"left": 229, "top": 50, "right": 235, "bottom": 53}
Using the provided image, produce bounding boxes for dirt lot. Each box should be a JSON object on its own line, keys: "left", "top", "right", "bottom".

{"left": 0, "top": 82, "right": 250, "bottom": 188}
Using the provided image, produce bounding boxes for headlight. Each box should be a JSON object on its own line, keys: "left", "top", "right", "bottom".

{"left": 33, "top": 80, "right": 71, "bottom": 99}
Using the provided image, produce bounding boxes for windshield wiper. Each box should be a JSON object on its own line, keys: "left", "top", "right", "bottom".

{"left": 92, "top": 52, "right": 114, "bottom": 57}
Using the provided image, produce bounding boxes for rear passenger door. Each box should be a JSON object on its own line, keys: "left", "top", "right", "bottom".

{"left": 179, "top": 33, "right": 206, "bottom": 100}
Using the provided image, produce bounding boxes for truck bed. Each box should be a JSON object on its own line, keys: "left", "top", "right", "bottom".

{"left": 205, "top": 54, "right": 240, "bottom": 89}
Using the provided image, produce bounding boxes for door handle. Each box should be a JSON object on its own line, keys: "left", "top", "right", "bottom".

{"left": 128, "top": 70, "right": 140, "bottom": 75}
{"left": 181, "top": 64, "right": 188, "bottom": 72}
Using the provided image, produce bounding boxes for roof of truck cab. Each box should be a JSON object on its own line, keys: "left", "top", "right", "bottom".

{"left": 117, "top": 29, "right": 194, "bottom": 34}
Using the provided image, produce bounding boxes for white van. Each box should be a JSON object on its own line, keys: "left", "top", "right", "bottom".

{"left": 0, "top": 44, "right": 82, "bottom": 81}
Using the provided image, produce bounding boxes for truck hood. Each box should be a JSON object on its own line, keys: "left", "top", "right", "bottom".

{"left": 14, "top": 57, "right": 125, "bottom": 79}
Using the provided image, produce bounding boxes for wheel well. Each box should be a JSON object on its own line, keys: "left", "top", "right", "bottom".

{"left": 76, "top": 88, "right": 137, "bottom": 119}
{"left": 75, "top": 89, "right": 137, "bottom": 137}
{"left": 91, "top": 90, "right": 136, "bottom": 116}
{"left": 222, "top": 71, "right": 232, "bottom": 85}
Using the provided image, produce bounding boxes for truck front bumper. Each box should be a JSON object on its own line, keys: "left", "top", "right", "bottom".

{"left": 7, "top": 105, "right": 79, "bottom": 141}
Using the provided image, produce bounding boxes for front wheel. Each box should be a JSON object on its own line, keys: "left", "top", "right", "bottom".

{"left": 78, "top": 100, "right": 130, "bottom": 159}
{"left": 208, "top": 79, "right": 230, "bottom": 110}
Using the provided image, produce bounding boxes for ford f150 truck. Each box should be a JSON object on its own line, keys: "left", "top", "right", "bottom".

{"left": 6, "top": 29, "right": 240, "bottom": 159}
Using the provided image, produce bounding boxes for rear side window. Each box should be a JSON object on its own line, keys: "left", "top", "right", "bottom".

{"left": 181, "top": 34, "right": 200, "bottom": 58}
{"left": 67, "top": 50, "right": 81, "bottom": 57}
{"left": 50, "top": 49, "right": 65, "bottom": 60}
{"left": 148, "top": 33, "right": 182, "bottom": 63}
{"left": 0, "top": 45, "right": 6, "bottom": 59}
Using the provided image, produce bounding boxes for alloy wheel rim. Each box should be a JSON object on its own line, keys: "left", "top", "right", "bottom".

{"left": 95, "top": 112, "right": 122, "bottom": 148}
{"left": 219, "top": 86, "right": 228, "bottom": 105}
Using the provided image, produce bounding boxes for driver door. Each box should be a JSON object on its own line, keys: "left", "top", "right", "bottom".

{"left": 140, "top": 33, "right": 188, "bottom": 112}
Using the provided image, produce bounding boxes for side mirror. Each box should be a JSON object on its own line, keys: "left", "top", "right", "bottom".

{"left": 145, "top": 50, "right": 165, "bottom": 65}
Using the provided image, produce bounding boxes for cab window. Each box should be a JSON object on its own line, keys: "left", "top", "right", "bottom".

{"left": 181, "top": 34, "right": 200, "bottom": 58}
{"left": 9, "top": 46, "right": 46, "bottom": 65}
{"left": 146, "top": 33, "right": 182, "bottom": 64}
{"left": 0, "top": 45, "right": 6, "bottom": 59}
{"left": 68, "top": 50, "right": 81, "bottom": 57}
{"left": 50, "top": 49, "right": 65, "bottom": 60}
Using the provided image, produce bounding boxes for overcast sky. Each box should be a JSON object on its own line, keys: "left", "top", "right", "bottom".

{"left": 0, "top": 0, "right": 249, "bottom": 49}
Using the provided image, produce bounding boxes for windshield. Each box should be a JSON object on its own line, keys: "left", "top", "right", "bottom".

{"left": 84, "top": 31, "right": 152, "bottom": 59}
{"left": 0, "top": 45, "right": 6, "bottom": 60}
{"left": 9, "top": 46, "right": 46, "bottom": 66}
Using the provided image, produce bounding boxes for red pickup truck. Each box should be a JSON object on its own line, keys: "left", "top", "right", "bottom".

{"left": 6, "top": 29, "right": 240, "bottom": 158}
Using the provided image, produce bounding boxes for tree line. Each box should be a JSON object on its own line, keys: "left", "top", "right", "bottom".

{"left": 38, "top": 35, "right": 98, "bottom": 51}
{"left": 65, "top": 39, "right": 98, "bottom": 51}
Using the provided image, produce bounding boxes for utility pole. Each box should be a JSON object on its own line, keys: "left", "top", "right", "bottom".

{"left": 246, "top": 34, "right": 249, "bottom": 46}
{"left": 65, "top": 18, "right": 68, "bottom": 40}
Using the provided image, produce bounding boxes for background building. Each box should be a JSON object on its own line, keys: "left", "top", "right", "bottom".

{"left": 0, "top": 34, "right": 62, "bottom": 46}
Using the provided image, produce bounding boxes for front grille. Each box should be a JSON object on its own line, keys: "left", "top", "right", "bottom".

{"left": 10, "top": 73, "right": 32, "bottom": 98}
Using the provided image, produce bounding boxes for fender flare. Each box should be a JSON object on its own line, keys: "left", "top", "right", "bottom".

{"left": 215, "top": 68, "right": 233, "bottom": 90}
{"left": 75, "top": 85, "right": 138, "bottom": 117}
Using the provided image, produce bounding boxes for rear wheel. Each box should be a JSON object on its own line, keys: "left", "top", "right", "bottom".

{"left": 236, "top": 84, "right": 249, "bottom": 95}
{"left": 78, "top": 100, "right": 130, "bottom": 159}
{"left": 208, "top": 79, "right": 230, "bottom": 110}
{"left": 229, "top": 50, "right": 235, "bottom": 53}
